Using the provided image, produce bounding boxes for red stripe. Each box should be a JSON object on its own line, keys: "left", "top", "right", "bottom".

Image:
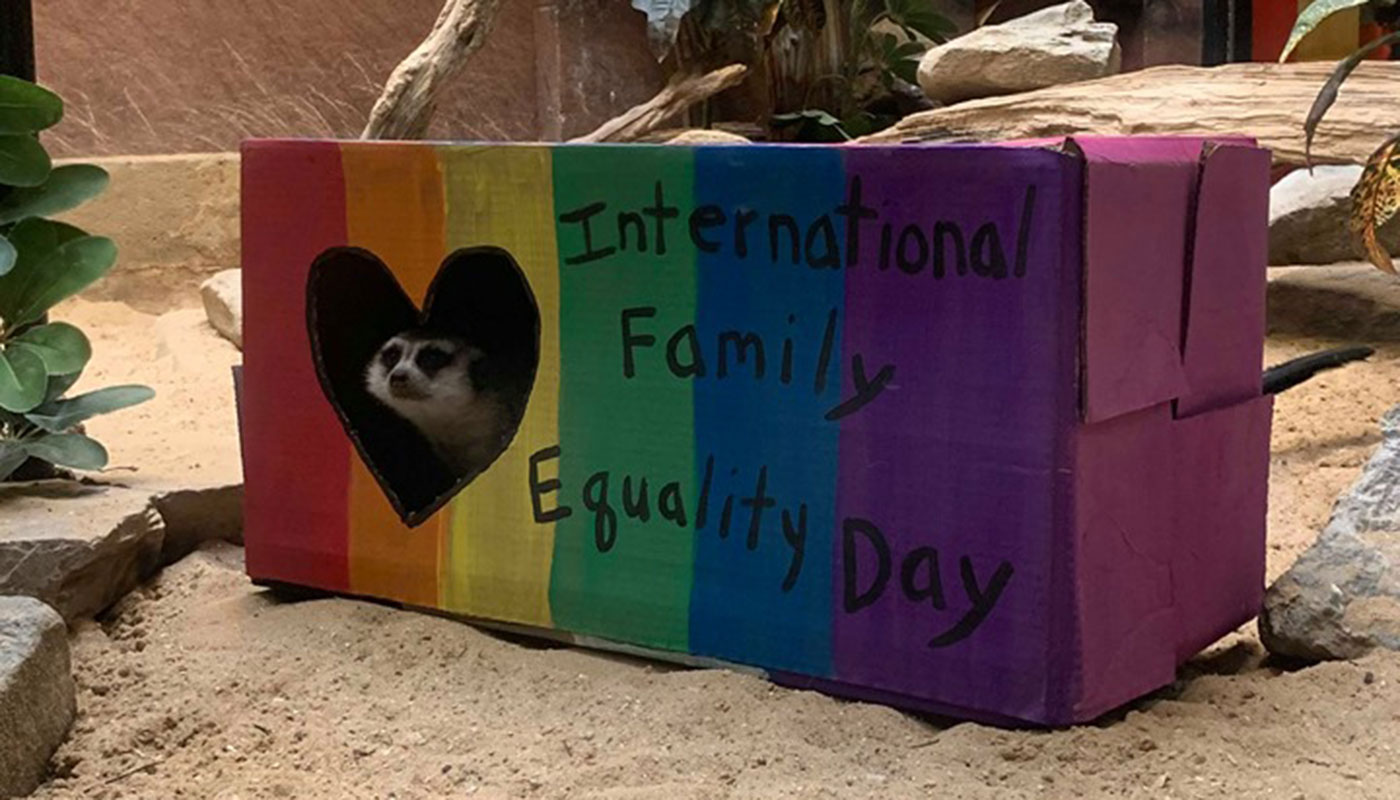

{"left": 240, "top": 140, "right": 350, "bottom": 591}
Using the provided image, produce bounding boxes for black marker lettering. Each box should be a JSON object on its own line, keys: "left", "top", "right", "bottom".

{"left": 582, "top": 470, "right": 617, "bottom": 553}
{"left": 558, "top": 202, "right": 616, "bottom": 265}
{"left": 620, "top": 307, "right": 656, "bottom": 379}
{"left": 527, "top": 445, "right": 572, "bottom": 523}
{"left": 927, "top": 558, "right": 1014, "bottom": 648}
{"left": 780, "top": 504, "right": 808, "bottom": 593}
{"left": 843, "top": 517, "right": 891, "bottom": 613}
{"left": 825, "top": 355, "right": 895, "bottom": 421}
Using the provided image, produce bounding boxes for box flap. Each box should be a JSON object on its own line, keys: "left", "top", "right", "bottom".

{"left": 1011, "top": 136, "right": 1265, "bottom": 423}
{"left": 1175, "top": 143, "right": 1270, "bottom": 418}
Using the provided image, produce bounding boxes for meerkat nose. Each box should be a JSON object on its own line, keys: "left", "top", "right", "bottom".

{"left": 389, "top": 371, "right": 409, "bottom": 387}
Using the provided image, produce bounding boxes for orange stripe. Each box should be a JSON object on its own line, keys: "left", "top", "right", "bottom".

{"left": 339, "top": 142, "right": 446, "bottom": 607}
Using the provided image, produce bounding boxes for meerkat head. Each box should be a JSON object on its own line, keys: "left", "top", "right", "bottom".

{"left": 365, "top": 330, "right": 482, "bottom": 417}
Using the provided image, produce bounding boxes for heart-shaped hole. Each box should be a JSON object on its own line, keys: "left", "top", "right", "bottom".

{"left": 306, "top": 246, "right": 540, "bottom": 527}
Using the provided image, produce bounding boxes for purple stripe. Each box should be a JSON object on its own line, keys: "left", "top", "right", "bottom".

{"left": 831, "top": 146, "right": 1082, "bottom": 722}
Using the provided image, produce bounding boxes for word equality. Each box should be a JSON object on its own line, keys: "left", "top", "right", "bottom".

{"left": 556, "top": 176, "right": 1038, "bottom": 278}
{"left": 528, "top": 446, "right": 1015, "bottom": 648}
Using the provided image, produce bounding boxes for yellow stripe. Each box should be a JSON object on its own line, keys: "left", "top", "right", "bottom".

{"left": 438, "top": 145, "right": 559, "bottom": 627}
{"left": 340, "top": 142, "right": 447, "bottom": 607}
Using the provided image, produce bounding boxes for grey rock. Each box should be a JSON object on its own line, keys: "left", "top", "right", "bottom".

{"left": 1261, "top": 404, "right": 1400, "bottom": 660}
{"left": 0, "top": 596, "right": 75, "bottom": 797}
{"left": 152, "top": 483, "right": 244, "bottom": 565}
{"left": 0, "top": 483, "right": 165, "bottom": 623}
{"left": 200, "top": 268, "right": 242, "bottom": 350}
{"left": 916, "top": 0, "right": 1120, "bottom": 105}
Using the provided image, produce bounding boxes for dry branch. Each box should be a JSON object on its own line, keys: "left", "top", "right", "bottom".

{"left": 858, "top": 62, "right": 1400, "bottom": 167}
{"left": 361, "top": 0, "right": 505, "bottom": 140}
{"left": 571, "top": 65, "right": 749, "bottom": 144}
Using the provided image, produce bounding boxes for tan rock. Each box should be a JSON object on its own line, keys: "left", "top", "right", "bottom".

{"left": 200, "top": 269, "right": 243, "bottom": 350}
{"left": 917, "top": 0, "right": 1120, "bottom": 105}
{"left": 665, "top": 129, "right": 751, "bottom": 145}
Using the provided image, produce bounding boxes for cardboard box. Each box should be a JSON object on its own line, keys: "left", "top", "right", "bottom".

{"left": 239, "top": 136, "right": 1271, "bottom": 726}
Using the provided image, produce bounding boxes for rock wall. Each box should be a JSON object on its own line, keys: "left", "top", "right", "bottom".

{"left": 32, "top": 0, "right": 663, "bottom": 157}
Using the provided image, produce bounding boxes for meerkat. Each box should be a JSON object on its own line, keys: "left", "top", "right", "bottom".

{"left": 365, "top": 329, "right": 511, "bottom": 476}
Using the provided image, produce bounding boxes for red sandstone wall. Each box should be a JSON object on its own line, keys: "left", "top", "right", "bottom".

{"left": 34, "top": 0, "right": 663, "bottom": 157}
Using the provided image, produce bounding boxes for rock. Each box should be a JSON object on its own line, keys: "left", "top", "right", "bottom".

{"left": 200, "top": 268, "right": 242, "bottom": 350}
{"left": 665, "top": 129, "right": 751, "bottom": 145}
{"left": 0, "top": 596, "right": 75, "bottom": 797}
{"left": 1260, "top": 405, "right": 1400, "bottom": 660}
{"left": 1269, "top": 166, "right": 1400, "bottom": 265}
{"left": 153, "top": 484, "right": 245, "bottom": 564}
{"left": 1268, "top": 263, "right": 1400, "bottom": 342}
{"left": 0, "top": 483, "right": 165, "bottom": 623}
{"left": 861, "top": 61, "right": 1400, "bottom": 169}
{"left": 1270, "top": 166, "right": 1365, "bottom": 265}
{"left": 916, "top": 1, "right": 1120, "bottom": 105}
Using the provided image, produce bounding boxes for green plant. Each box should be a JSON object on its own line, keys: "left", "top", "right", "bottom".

{"left": 632, "top": 0, "right": 954, "bottom": 141}
{"left": 1284, "top": 0, "right": 1400, "bottom": 274}
{"left": 0, "top": 75, "right": 153, "bottom": 481}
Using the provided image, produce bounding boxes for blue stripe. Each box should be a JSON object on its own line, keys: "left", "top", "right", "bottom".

{"left": 687, "top": 146, "right": 845, "bottom": 675}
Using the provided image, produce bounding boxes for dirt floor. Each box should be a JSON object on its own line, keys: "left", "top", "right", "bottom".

{"left": 26, "top": 267, "right": 1400, "bottom": 799}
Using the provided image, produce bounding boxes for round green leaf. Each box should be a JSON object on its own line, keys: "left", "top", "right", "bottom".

{"left": 0, "top": 165, "right": 110, "bottom": 225}
{"left": 0, "top": 76, "right": 63, "bottom": 134}
{"left": 4, "top": 234, "right": 117, "bottom": 328}
{"left": 24, "top": 432, "right": 107, "bottom": 471}
{"left": 11, "top": 322, "right": 91, "bottom": 375}
{"left": 0, "top": 234, "right": 13, "bottom": 277}
{"left": 24, "top": 384, "right": 155, "bottom": 432}
{"left": 41, "top": 371, "right": 82, "bottom": 404}
{"left": 0, "top": 134, "right": 52, "bottom": 188}
{"left": 0, "top": 344, "right": 47, "bottom": 412}
{"left": 0, "top": 439, "right": 28, "bottom": 480}
{"left": 0, "top": 218, "right": 87, "bottom": 325}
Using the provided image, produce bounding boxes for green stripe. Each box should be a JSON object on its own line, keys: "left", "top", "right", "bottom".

{"left": 548, "top": 146, "right": 697, "bottom": 650}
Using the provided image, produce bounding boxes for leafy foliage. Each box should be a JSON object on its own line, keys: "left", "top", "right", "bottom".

{"left": 632, "top": 0, "right": 953, "bottom": 141}
{"left": 1292, "top": 1, "right": 1400, "bottom": 274}
{"left": 0, "top": 76, "right": 153, "bottom": 481}
{"left": 1351, "top": 134, "right": 1400, "bottom": 273}
{"left": 1300, "top": 29, "right": 1400, "bottom": 164}
{"left": 1280, "top": 0, "right": 1375, "bottom": 63}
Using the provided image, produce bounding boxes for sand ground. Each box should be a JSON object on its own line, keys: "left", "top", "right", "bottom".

{"left": 24, "top": 267, "right": 1400, "bottom": 800}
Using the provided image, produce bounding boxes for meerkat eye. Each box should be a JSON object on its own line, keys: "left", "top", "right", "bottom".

{"left": 379, "top": 345, "right": 402, "bottom": 369}
{"left": 415, "top": 346, "right": 452, "bottom": 374}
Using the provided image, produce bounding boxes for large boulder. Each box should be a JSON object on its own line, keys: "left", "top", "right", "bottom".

{"left": 916, "top": 0, "right": 1120, "bottom": 105}
{"left": 1260, "top": 404, "right": 1400, "bottom": 660}
{"left": 0, "top": 596, "right": 75, "bottom": 797}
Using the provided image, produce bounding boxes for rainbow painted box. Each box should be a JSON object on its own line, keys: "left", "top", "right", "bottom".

{"left": 238, "top": 136, "right": 1272, "bottom": 726}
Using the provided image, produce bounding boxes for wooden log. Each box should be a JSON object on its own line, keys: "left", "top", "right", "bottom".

{"left": 361, "top": 0, "right": 505, "bottom": 140}
{"left": 859, "top": 62, "right": 1400, "bottom": 166}
{"left": 571, "top": 64, "right": 748, "bottom": 144}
